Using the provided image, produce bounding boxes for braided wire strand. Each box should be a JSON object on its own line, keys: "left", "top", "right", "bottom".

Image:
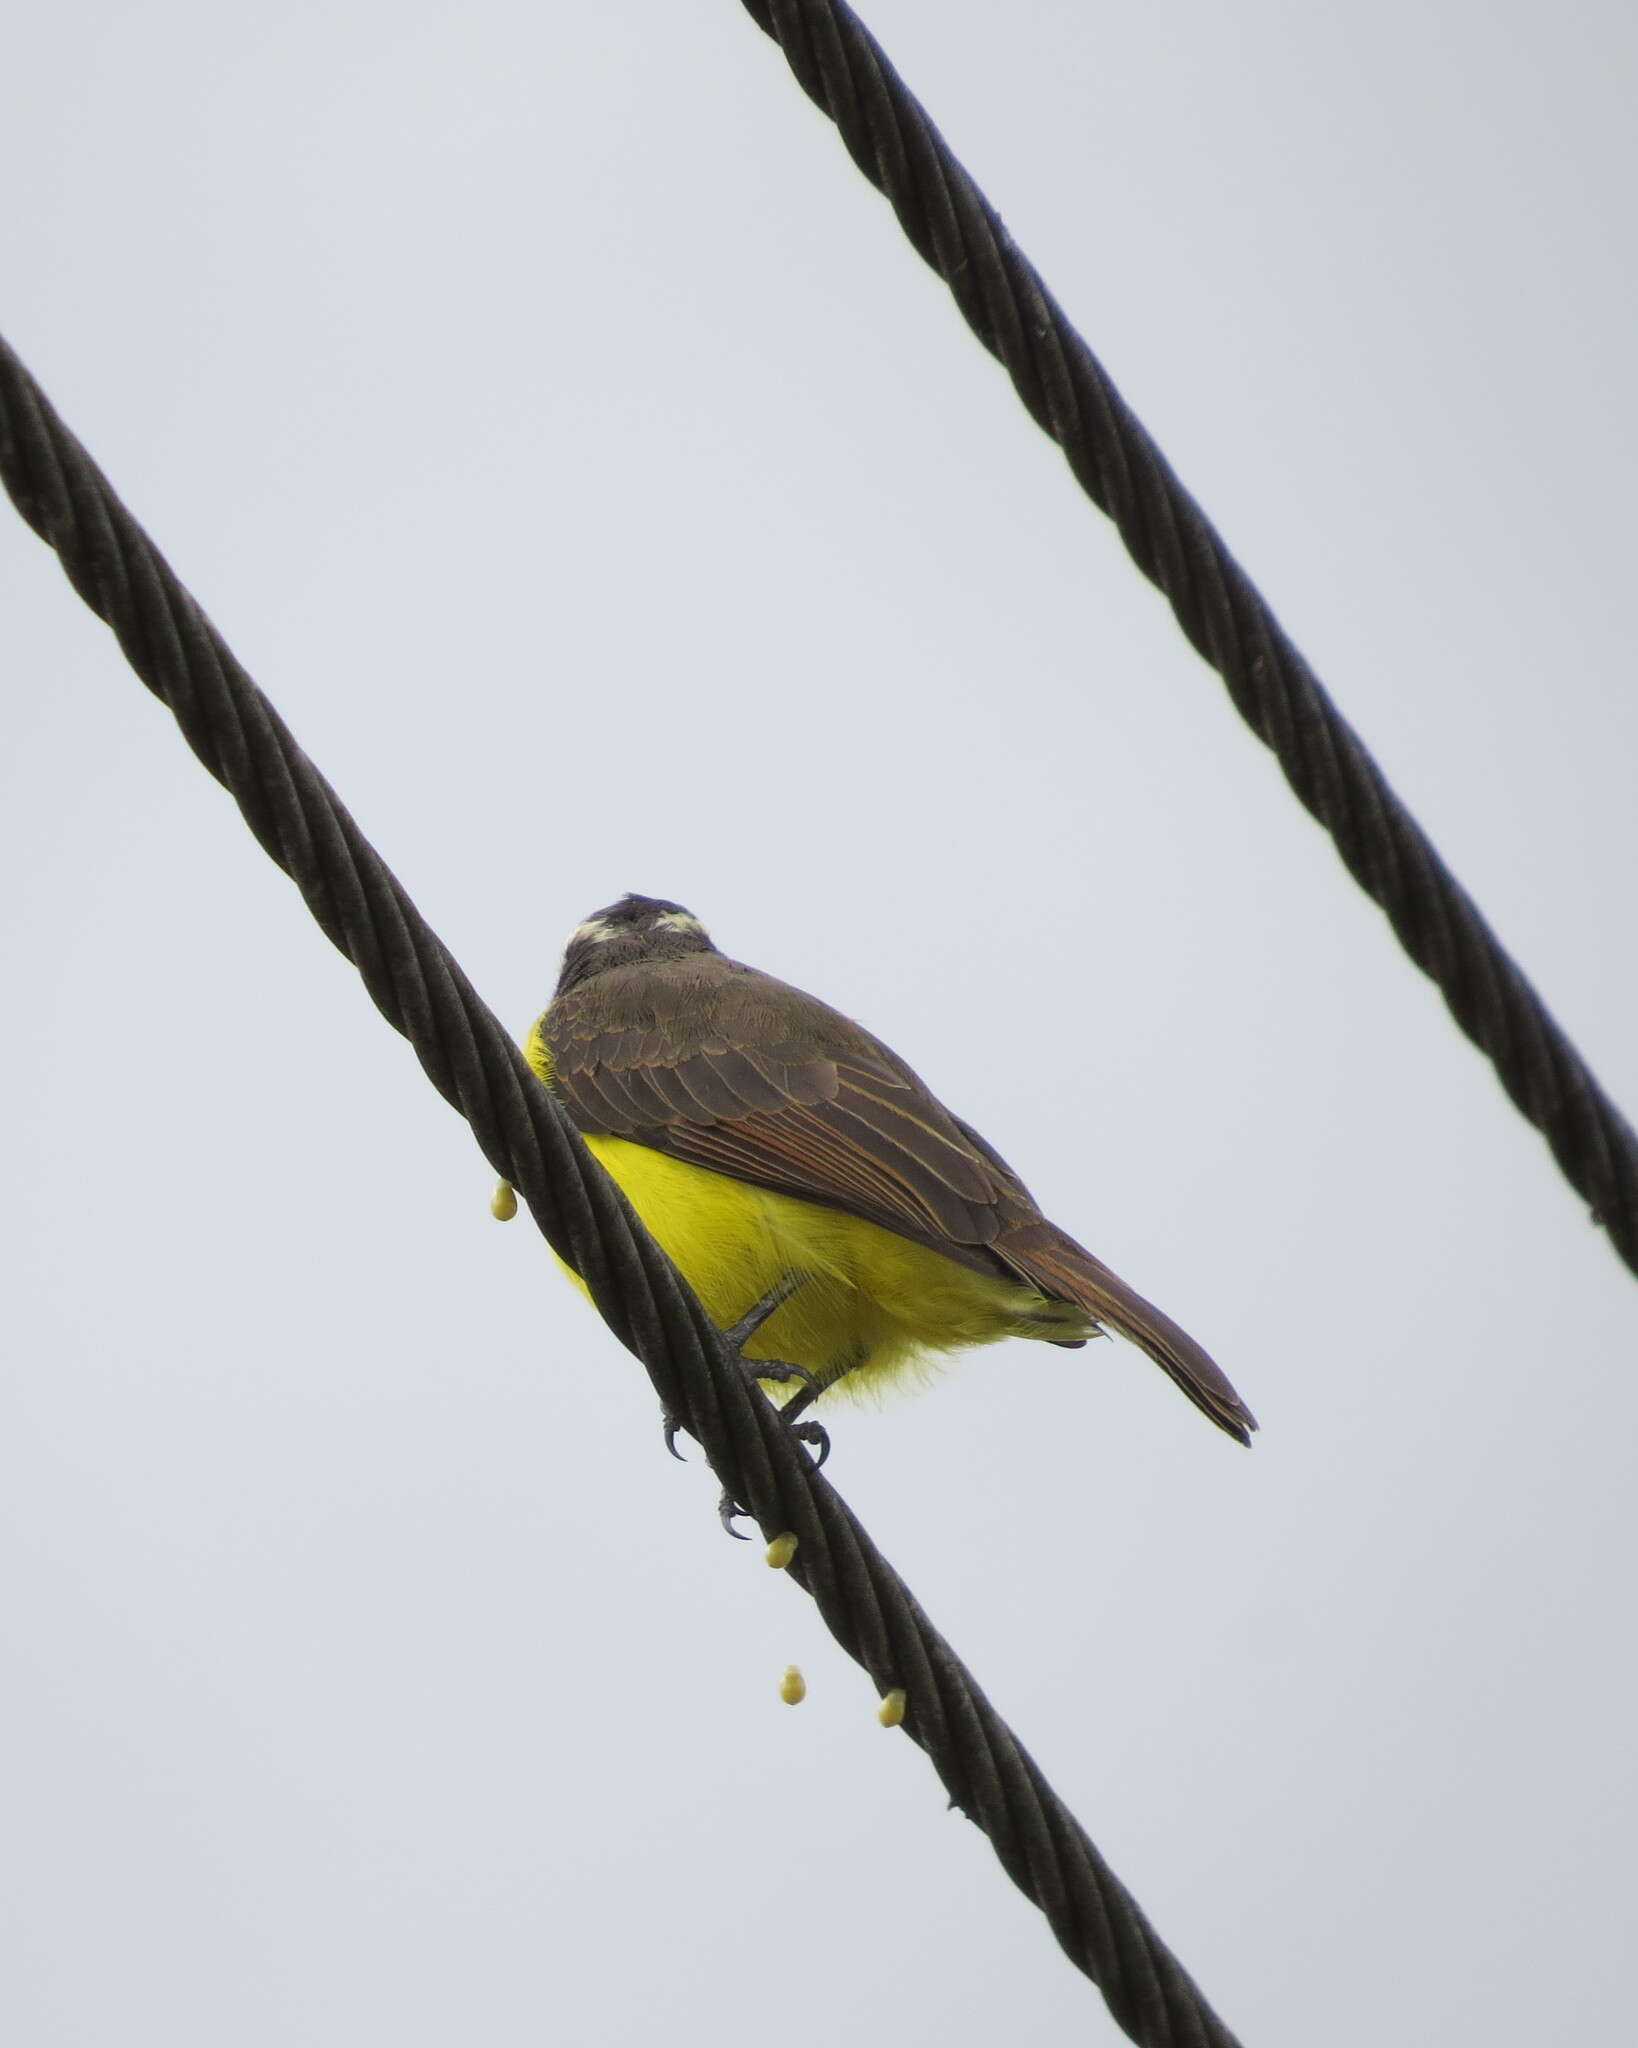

{"left": 740, "top": 0, "right": 1638, "bottom": 1276}
{"left": 0, "top": 332, "right": 1244, "bottom": 2045}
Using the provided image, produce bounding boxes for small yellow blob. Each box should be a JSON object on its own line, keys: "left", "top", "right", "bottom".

{"left": 764, "top": 1532, "right": 799, "bottom": 1570}
{"left": 491, "top": 1180, "right": 518, "bottom": 1222}
{"left": 779, "top": 1665, "right": 807, "bottom": 1706}
{"left": 877, "top": 1687, "right": 907, "bottom": 1728}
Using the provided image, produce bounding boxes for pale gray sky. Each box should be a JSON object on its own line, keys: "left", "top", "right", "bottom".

{"left": 3, "top": 4, "right": 1635, "bottom": 2043}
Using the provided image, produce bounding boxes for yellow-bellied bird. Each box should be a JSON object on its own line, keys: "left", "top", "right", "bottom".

{"left": 518, "top": 895, "right": 1255, "bottom": 1448}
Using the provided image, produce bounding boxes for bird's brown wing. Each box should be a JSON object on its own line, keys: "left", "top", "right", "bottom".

{"left": 545, "top": 963, "right": 1011, "bottom": 1255}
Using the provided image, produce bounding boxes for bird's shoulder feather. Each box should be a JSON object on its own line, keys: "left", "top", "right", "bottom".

{"left": 543, "top": 956, "right": 1029, "bottom": 1252}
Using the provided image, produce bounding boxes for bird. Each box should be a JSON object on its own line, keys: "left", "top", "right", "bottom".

{"left": 511, "top": 893, "right": 1255, "bottom": 1448}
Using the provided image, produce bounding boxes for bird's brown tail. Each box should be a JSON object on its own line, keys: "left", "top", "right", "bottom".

{"left": 1005, "top": 1223, "right": 1257, "bottom": 1445}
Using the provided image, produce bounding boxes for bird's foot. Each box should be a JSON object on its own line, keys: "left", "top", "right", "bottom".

{"left": 713, "top": 1393, "right": 832, "bottom": 1535}
{"left": 763, "top": 1379, "right": 830, "bottom": 1469}
{"left": 704, "top": 1274, "right": 833, "bottom": 1533}
{"left": 661, "top": 1271, "right": 815, "bottom": 1463}
{"left": 725, "top": 1274, "right": 831, "bottom": 1468}
{"left": 664, "top": 1400, "right": 829, "bottom": 1478}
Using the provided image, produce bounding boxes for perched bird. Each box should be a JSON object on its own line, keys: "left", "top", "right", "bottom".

{"left": 516, "top": 894, "right": 1255, "bottom": 1446}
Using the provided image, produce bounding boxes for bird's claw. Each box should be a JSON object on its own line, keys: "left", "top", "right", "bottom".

{"left": 791, "top": 1418, "right": 831, "bottom": 1470}
{"left": 747, "top": 1355, "right": 819, "bottom": 1396}
{"left": 662, "top": 1410, "right": 688, "bottom": 1462}
{"left": 708, "top": 1415, "right": 828, "bottom": 1540}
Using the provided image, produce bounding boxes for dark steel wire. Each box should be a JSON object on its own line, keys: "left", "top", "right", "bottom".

{"left": 739, "top": 0, "right": 1638, "bottom": 1277}
{"left": 0, "top": 332, "right": 1244, "bottom": 2045}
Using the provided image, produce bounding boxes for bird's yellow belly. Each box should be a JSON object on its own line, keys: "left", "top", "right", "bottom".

{"left": 567, "top": 1136, "right": 1092, "bottom": 1401}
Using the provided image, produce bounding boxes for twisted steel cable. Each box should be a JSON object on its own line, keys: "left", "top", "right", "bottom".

{"left": 739, "top": 0, "right": 1638, "bottom": 1277}
{"left": 0, "top": 331, "right": 1243, "bottom": 2046}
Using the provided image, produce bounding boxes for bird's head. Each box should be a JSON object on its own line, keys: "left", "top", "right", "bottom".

{"left": 553, "top": 893, "right": 718, "bottom": 994}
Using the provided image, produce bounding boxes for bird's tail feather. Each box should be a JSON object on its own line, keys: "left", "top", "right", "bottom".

{"left": 1006, "top": 1225, "right": 1257, "bottom": 1445}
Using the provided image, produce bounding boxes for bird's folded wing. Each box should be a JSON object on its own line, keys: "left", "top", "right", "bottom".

{"left": 546, "top": 1026, "right": 1011, "bottom": 1252}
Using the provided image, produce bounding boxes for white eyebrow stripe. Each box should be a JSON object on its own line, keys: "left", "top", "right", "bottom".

{"left": 652, "top": 911, "right": 705, "bottom": 935}
{"left": 571, "top": 918, "right": 617, "bottom": 944}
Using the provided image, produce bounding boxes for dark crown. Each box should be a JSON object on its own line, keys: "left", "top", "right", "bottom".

{"left": 554, "top": 892, "right": 716, "bottom": 994}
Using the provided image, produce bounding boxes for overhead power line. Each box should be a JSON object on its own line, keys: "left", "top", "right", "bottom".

{"left": 738, "top": 0, "right": 1638, "bottom": 1279}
